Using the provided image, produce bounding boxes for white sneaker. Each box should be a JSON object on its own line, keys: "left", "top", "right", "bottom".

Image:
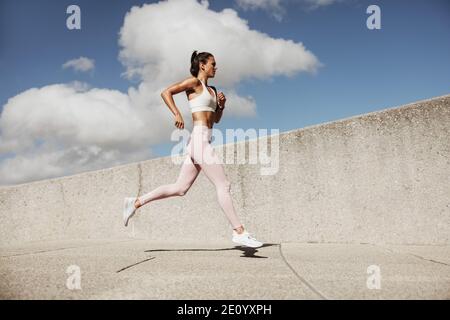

{"left": 232, "top": 230, "right": 263, "bottom": 248}
{"left": 123, "top": 197, "right": 138, "bottom": 227}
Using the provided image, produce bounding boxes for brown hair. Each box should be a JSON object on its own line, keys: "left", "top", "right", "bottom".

{"left": 190, "top": 50, "right": 213, "bottom": 77}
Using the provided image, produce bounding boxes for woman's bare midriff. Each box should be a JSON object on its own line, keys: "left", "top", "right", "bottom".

{"left": 192, "top": 111, "right": 215, "bottom": 129}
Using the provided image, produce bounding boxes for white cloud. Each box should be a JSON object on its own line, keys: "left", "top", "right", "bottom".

{"left": 301, "top": 0, "right": 343, "bottom": 10}
{"left": 0, "top": 81, "right": 156, "bottom": 185}
{"left": 62, "top": 56, "right": 95, "bottom": 72}
{"left": 235, "top": 0, "right": 285, "bottom": 21}
{"left": 234, "top": 0, "right": 346, "bottom": 19}
{"left": 118, "top": 0, "right": 321, "bottom": 91}
{"left": 0, "top": 0, "right": 322, "bottom": 186}
{"left": 219, "top": 90, "right": 257, "bottom": 118}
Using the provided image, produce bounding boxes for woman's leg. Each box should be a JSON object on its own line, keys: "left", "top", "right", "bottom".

{"left": 136, "top": 154, "right": 201, "bottom": 206}
{"left": 188, "top": 129, "right": 243, "bottom": 230}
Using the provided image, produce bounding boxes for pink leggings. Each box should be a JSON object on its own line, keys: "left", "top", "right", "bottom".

{"left": 137, "top": 124, "right": 243, "bottom": 229}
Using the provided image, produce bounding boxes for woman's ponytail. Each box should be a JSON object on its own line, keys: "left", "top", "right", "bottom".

{"left": 190, "top": 50, "right": 212, "bottom": 77}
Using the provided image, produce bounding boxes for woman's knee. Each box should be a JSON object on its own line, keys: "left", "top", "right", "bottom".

{"left": 176, "top": 184, "right": 191, "bottom": 196}
{"left": 216, "top": 180, "right": 231, "bottom": 193}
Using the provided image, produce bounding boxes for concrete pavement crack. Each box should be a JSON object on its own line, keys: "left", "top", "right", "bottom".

{"left": 59, "top": 180, "right": 67, "bottom": 207}
{"left": 137, "top": 163, "right": 143, "bottom": 198}
{"left": 59, "top": 181, "right": 71, "bottom": 229}
{"left": 116, "top": 257, "right": 156, "bottom": 273}
{"left": 278, "top": 243, "right": 328, "bottom": 300}
{"left": 379, "top": 245, "right": 450, "bottom": 267}
{"left": 406, "top": 253, "right": 450, "bottom": 267}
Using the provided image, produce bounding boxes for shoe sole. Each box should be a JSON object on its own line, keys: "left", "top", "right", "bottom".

{"left": 232, "top": 239, "right": 263, "bottom": 248}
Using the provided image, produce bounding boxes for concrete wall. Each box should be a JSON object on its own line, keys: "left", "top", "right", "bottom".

{"left": 1, "top": 94, "right": 449, "bottom": 246}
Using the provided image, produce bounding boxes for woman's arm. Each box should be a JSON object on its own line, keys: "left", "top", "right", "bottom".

{"left": 214, "top": 107, "right": 224, "bottom": 123}
{"left": 161, "top": 77, "right": 199, "bottom": 129}
{"left": 214, "top": 90, "right": 226, "bottom": 123}
{"left": 161, "top": 77, "right": 198, "bottom": 116}
{"left": 211, "top": 86, "right": 225, "bottom": 124}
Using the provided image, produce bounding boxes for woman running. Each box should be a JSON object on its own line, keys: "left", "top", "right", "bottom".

{"left": 123, "top": 51, "right": 263, "bottom": 248}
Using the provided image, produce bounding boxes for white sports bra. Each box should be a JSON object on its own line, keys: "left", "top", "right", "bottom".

{"left": 188, "top": 78, "right": 217, "bottom": 113}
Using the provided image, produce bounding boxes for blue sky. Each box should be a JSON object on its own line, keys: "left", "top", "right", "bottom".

{"left": 0, "top": 0, "right": 449, "bottom": 186}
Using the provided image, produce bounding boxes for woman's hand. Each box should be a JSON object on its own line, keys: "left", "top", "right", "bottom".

{"left": 217, "top": 92, "right": 226, "bottom": 109}
{"left": 174, "top": 114, "right": 184, "bottom": 129}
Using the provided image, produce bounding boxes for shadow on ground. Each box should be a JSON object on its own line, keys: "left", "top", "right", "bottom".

{"left": 115, "top": 243, "right": 279, "bottom": 273}
{"left": 144, "top": 243, "right": 279, "bottom": 258}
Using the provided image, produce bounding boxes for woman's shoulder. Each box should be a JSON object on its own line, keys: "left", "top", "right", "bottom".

{"left": 187, "top": 76, "right": 201, "bottom": 84}
{"left": 184, "top": 77, "right": 202, "bottom": 96}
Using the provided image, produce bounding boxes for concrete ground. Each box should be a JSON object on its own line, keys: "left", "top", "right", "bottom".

{"left": 0, "top": 239, "right": 449, "bottom": 299}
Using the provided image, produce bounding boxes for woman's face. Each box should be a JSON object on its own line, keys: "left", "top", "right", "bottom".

{"left": 201, "top": 56, "right": 217, "bottom": 77}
